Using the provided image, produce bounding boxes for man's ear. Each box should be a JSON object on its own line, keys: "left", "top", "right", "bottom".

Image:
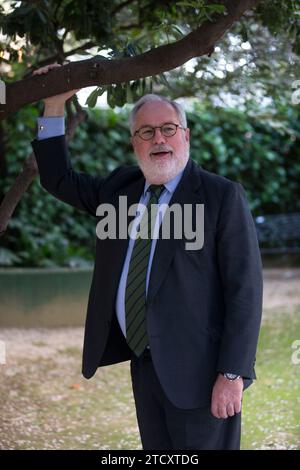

{"left": 185, "top": 127, "right": 190, "bottom": 142}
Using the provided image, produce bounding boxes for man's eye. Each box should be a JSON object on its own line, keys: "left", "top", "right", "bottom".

{"left": 162, "top": 126, "right": 175, "bottom": 133}
{"left": 141, "top": 128, "right": 153, "bottom": 137}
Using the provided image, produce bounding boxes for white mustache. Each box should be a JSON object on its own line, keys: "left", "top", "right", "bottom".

{"left": 150, "top": 146, "right": 173, "bottom": 154}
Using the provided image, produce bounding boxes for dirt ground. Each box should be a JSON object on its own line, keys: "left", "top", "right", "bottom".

{"left": 262, "top": 268, "right": 300, "bottom": 312}
{"left": 0, "top": 268, "right": 299, "bottom": 450}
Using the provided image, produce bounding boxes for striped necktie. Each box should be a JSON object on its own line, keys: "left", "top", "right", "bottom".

{"left": 125, "top": 184, "right": 165, "bottom": 356}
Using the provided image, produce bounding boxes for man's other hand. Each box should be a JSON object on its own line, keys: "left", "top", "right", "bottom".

{"left": 211, "top": 373, "right": 243, "bottom": 419}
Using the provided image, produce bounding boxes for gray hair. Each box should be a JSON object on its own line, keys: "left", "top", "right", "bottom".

{"left": 129, "top": 94, "right": 187, "bottom": 135}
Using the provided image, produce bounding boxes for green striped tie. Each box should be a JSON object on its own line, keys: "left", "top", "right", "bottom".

{"left": 125, "top": 184, "right": 165, "bottom": 357}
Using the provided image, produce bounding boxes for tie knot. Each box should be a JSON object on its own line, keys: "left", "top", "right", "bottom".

{"left": 148, "top": 184, "right": 165, "bottom": 201}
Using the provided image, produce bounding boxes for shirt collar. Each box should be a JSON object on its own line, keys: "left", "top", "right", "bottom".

{"left": 143, "top": 164, "right": 187, "bottom": 198}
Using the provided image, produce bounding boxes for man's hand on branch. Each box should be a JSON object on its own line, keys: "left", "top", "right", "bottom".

{"left": 33, "top": 63, "right": 80, "bottom": 117}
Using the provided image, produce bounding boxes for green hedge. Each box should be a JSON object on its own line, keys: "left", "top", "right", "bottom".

{"left": 1, "top": 102, "right": 299, "bottom": 267}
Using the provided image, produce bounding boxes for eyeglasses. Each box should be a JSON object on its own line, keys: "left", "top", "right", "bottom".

{"left": 133, "top": 122, "right": 186, "bottom": 141}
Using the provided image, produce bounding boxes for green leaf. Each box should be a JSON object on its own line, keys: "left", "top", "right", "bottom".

{"left": 107, "top": 85, "right": 116, "bottom": 108}
{"left": 157, "top": 73, "right": 172, "bottom": 90}
{"left": 85, "top": 87, "right": 106, "bottom": 108}
{"left": 126, "top": 82, "right": 134, "bottom": 103}
{"left": 170, "top": 24, "right": 185, "bottom": 37}
{"left": 113, "top": 83, "right": 126, "bottom": 107}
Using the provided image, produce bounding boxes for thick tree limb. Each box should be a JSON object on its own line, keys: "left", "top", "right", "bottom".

{"left": 0, "top": 0, "right": 262, "bottom": 121}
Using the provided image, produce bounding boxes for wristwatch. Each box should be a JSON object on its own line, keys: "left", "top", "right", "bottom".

{"left": 223, "top": 372, "right": 241, "bottom": 381}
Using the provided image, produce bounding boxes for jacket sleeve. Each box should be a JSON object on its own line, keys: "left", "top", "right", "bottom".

{"left": 31, "top": 135, "right": 111, "bottom": 217}
{"left": 216, "top": 181, "right": 263, "bottom": 379}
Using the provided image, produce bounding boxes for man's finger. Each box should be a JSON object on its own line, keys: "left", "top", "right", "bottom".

{"left": 234, "top": 400, "right": 242, "bottom": 415}
{"left": 218, "top": 405, "right": 228, "bottom": 419}
{"left": 47, "top": 63, "right": 60, "bottom": 71}
{"left": 33, "top": 63, "right": 61, "bottom": 75}
{"left": 211, "top": 401, "right": 220, "bottom": 419}
{"left": 226, "top": 403, "right": 235, "bottom": 417}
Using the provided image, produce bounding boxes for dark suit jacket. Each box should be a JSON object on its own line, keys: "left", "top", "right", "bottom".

{"left": 32, "top": 135, "right": 263, "bottom": 410}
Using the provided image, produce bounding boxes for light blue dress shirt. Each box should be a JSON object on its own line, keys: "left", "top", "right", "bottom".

{"left": 115, "top": 170, "right": 185, "bottom": 341}
{"left": 36, "top": 117, "right": 186, "bottom": 345}
{"left": 37, "top": 116, "right": 65, "bottom": 139}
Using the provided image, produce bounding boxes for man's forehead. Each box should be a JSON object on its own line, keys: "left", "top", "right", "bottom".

{"left": 134, "top": 101, "right": 178, "bottom": 126}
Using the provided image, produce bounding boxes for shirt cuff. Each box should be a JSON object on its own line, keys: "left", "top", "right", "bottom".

{"left": 37, "top": 116, "right": 65, "bottom": 140}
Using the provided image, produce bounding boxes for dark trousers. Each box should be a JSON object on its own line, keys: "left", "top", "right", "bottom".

{"left": 130, "top": 348, "right": 241, "bottom": 450}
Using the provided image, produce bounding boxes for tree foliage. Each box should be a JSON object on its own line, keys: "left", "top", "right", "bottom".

{"left": 0, "top": 0, "right": 299, "bottom": 111}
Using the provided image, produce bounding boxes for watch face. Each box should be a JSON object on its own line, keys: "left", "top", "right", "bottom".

{"left": 224, "top": 373, "right": 239, "bottom": 380}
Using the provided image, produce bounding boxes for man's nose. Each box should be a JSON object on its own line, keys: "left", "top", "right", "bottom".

{"left": 152, "top": 128, "right": 167, "bottom": 144}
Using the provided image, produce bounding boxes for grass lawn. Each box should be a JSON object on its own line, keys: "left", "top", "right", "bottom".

{"left": 0, "top": 305, "right": 299, "bottom": 450}
{"left": 241, "top": 305, "right": 300, "bottom": 449}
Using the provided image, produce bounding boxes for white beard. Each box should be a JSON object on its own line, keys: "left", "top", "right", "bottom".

{"left": 137, "top": 152, "right": 189, "bottom": 184}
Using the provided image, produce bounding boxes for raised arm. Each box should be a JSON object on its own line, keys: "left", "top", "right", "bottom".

{"left": 31, "top": 63, "right": 105, "bottom": 216}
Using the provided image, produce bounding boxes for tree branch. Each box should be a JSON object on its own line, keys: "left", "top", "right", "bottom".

{"left": 0, "top": 0, "right": 262, "bottom": 121}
